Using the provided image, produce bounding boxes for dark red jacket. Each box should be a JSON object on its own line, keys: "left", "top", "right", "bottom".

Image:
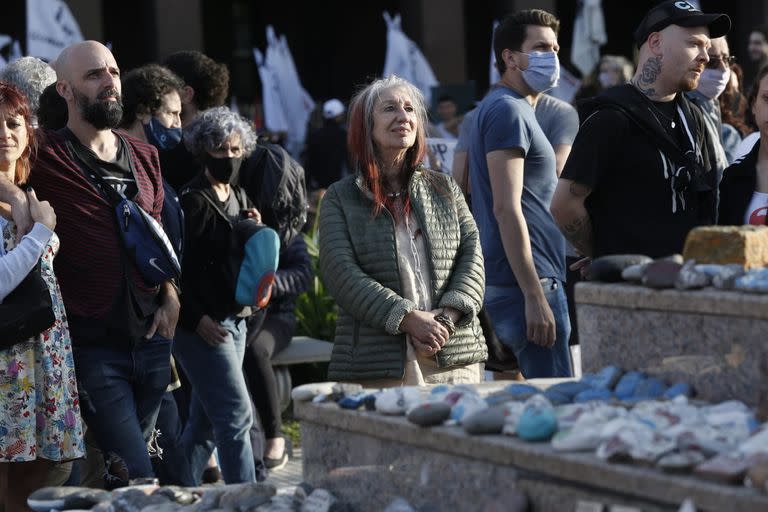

{"left": 30, "top": 129, "right": 164, "bottom": 320}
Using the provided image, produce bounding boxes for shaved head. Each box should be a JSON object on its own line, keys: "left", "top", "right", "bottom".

{"left": 56, "top": 41, "right": 123, "bottom": 130}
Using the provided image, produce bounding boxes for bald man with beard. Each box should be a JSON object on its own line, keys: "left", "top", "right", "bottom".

{"left": 19, "top": 41, "right": 178, "bottom": 484}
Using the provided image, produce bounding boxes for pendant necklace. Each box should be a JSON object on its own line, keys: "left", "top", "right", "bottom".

{"left": 632, "top": 82, "right": 677, "bottom": 129}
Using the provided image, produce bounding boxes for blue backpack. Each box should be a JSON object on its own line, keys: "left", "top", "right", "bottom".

{"left": 160, "top": 179, "right": 184, "bottom": 262}
{"left": 190, "top": 187, "right": 280, "bottom": 308}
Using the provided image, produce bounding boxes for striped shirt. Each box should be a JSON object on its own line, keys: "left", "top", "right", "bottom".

{"left": 29, "top": 129, "right": 164, "bottom": 320}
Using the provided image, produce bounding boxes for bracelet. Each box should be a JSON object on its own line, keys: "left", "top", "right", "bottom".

{"left": 434, "top": 310, "right": 456, "bottom": 336}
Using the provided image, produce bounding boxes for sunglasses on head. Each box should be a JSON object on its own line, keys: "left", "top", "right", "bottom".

{"left": 705, "top": 55, "right": 736, "bottom": 70}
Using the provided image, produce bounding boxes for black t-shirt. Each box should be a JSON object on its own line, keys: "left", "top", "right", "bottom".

{"left": 218, "top": 189, "right": 242, "bottom": 223}
{"left": 70, "top": 135, "right": 137, "bottom": 199}
{"left": 65, "top": 130, "right": 158, "bottom": 341}
{"left": 561, "top": 105, "right": 706, "bottom": 259}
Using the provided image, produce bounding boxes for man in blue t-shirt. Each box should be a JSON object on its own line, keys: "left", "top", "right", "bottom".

{"left": 468, "top": 9, "right": 571, "bottom": 378}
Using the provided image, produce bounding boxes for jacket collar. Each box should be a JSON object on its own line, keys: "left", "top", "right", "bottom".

{"left": 726, "top": 137, "right": 761, "bottom": 178}
{"left": 354, "top": 166, "right": 425, "bottom": 202}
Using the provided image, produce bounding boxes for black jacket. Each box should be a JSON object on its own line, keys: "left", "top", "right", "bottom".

{"left": 719, "top": 140, "right": 761, "bottom": 226}
{"left": 269, "top": 235, "right": 312, "bottom": 316}
{"left": 178, "top": 173, "right": 253, "bottom": 329}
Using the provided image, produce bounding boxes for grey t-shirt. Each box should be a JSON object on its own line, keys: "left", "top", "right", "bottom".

{"left": 468, "top": 85, "right": 566, "bottom": 286}
{"left": 534, "top": 93, "right": 580, "bottom": 147}
{"left": 455, "top": 109, "right": 477, "bottom": 153}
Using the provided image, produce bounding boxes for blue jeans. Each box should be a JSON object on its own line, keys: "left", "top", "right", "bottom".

{"left": 173, "top": 317, "right": 256, "bottom": 484}
{"left": 485, "top": 279, "right": 573, "bottom": 378}
{"left": 73, "top": 335, "right": 172, "bottom": 480}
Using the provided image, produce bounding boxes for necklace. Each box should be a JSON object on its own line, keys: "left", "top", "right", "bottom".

{"left": 631, "top": 82, "right": 677, "bottom": 129}
{"left": 386, "top": 189, "right": 407, "bottom": 198}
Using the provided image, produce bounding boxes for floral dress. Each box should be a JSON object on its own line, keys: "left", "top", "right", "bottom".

{"left": 0, "top": 220, "right": 85, "bottom": 462}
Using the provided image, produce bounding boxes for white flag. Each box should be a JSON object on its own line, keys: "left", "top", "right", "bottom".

{"left": 382, "top": 12, "right": 439, "bottom": 105}
{"left": 26, "top": 0, "right": 84, "bottom": 61}
{"left": 489, "top": 21, "right": 500, "bottom": 85}
{"left": 254, "top": 27, "right": 315, "bottom": 157}
{"left": 253, "top": 47, "right": 289, "bottom": 134}
{"left": 273, "top": 31, "right": 315, "bottom": 157}
{"left": 571, "top": 0, "right": 607, "bottom": 77}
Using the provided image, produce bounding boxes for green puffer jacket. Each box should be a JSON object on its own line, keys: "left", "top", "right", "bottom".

{"left": 318, "top": 169, "right": 487, "bottom": 381}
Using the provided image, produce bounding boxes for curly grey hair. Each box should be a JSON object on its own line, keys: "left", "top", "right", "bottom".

{"left": 0, "top": 57, "right": 57, "bottom": 115}
{"left": 183, "top": 106, "right": 257, "bottom": 159}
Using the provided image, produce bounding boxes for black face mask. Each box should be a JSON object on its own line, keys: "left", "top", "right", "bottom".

{"left": 205, "top": 155, "right": 242, "bottom": 184}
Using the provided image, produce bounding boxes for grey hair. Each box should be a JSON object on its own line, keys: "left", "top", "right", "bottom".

{"left": 349, "top": 75, "right": 428, "bottom": 173}
{"left": 183, "top": 106, "right": 258, "bottom": 159}
{"left": 600, "top": 55, "right": 634, "bottom": 83}
{"left": 0, "top": 57, "right": 57, "bottom": 115}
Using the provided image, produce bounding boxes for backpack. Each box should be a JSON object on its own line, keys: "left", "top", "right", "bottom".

{"left": 235, "top": 142, "right": 309, "bottom": 247}
{"left": 188, "top": 187, "right": 281, "bottom": 309}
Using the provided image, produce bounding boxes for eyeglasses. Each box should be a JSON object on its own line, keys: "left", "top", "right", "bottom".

{"left": 705, "top": 55, "right": 736, "bottom": 69}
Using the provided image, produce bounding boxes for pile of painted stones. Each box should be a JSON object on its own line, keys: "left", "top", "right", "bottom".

{"left": 293, "top": 369, "right": 768, "bottom": 495}
{"left": 27, "top": 481, "right": 339, "bottom": 512}
{"left": 585, "top": 254, "right": 768, "bottom": 293}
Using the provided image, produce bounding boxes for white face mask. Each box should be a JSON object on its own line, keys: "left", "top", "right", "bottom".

{"left": 697, "top": 67, "right": 731, "bottom": 100}
{"left": 598, "top": 71, "right": 617, "bottom": 89}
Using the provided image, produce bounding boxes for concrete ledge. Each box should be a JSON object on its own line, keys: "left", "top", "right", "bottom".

{"left": 271, "top": 336, "right": 332, "bottom": 366}
{"left": 575, "top": 282, "right": 768, "bottom": 320}
{"left": 296, "top": 401, "right": 768, "bottom": 511}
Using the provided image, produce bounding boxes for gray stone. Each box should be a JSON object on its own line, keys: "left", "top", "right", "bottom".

{"left": 140, "top": 503, "right": 183, "bottom": 512}
{"left": 254, "top": 494, "right": 295, "bottom": 511}
{"left": 462, "top": 405, "right": 508, "bottom": 435}
{"left": 292, "top": 382, "right": 337, "bottom": 402}
{"left": 382, "top": 497, "right": 417, "bottom": 512}
{"left": 152, "top": 487, "right": 199, "bottom": 505}
{"left": 218, "top": 483, "right": 276, "bottom": 510}
{"left": 406, "top": 402, "right": 451, "bottom": 427}
{"left": 197, "top": 488, "right": 227, "bottom": 510}
{"left": 642, "top": 260, "right": 682, "bottom": 289}
{"left": 62, "top": 489, "right": 113, "bottom": 509}
{"left": 675, "top": 261, "right": 711, "bottom": 290}
{"left": 110, "top": 490, "right": 169, "bottom": 512}
{"left": 27, "top": 487, "right": 98, "bottom": 512}
{"left": 712, "top": 265, "right": 746, "bottom": 289}
{"left": 656, "top": 451, "right": 706, "bottom": 473}
{"left": 586, "top": 255, "right": 653, "bottom": 283}
{"left": 621, "top": 263, "right": 649, "bottom": 282}
{"left": 300, "top": 489, "right": 336, "bottom": 512}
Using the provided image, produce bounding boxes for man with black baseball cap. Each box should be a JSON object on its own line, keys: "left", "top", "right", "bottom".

{"left": 552, "top": 1, "right": 730, "bottom": 262}
{"left": 634, "top": 1, "right": 730, "bottom": 49}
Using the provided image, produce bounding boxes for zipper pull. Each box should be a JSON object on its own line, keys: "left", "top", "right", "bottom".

{"left": 123, "top": 203, "right": 130, "bottom": 231}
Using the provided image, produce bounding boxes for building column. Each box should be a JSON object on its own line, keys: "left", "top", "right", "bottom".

{"left": 418, "top": 0, "right": 467, "bottom": 84}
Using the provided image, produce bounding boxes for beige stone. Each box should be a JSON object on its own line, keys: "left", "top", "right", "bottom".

{"left": 682, "top": 226, "right": 768, "bottom": 269}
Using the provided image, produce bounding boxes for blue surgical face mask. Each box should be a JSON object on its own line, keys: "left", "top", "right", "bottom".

{"left": 143, "top": 117, "right": 182, "bottom": 150}
{"left": 520, "top": 51, "right": 560, "bottom": 93}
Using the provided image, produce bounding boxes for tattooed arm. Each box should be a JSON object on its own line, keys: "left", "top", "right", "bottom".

{"left": 550, "top": 179, "right": 594, "bottom": 257}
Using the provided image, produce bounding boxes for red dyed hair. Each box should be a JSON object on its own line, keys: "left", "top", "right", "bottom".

{"left": 347, "top": 77, "right": 428, "bottom": 217}
{"left": 0, "top": 81, "right": 36, "bottom": 185}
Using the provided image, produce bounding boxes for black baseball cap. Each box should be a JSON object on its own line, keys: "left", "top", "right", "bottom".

{"left": 634, "top": 1, "right": 731, "bottom": 48}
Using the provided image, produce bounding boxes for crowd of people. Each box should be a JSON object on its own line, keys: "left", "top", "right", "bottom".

{"left": 1, "top": 0, "right": 767, "bottom": 509}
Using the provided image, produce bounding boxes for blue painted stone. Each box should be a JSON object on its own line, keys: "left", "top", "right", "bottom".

{"left": 574, "top": 389, "right": 614, "bottom": 403}
{"left": 516, "top": 405, "right": 558, "bottom": 441}
{"left": 545, "top": 380, "right": 592, "bottom": 399}
{"left": 504, "top": 383, "right": 541, "bottom": 397}
{"left": 543, "top": 389, "right": 572, "bottom": 405}
{"left": 590, "top": 366, "right": 624, "bottom": 390}
{"left": 663, "top": 382, "right": 693, "bottom": 399}
{"left": 614, "top": 371, "right": 646, "bottom": 400}
{"left": 632, "top": 377, "right": 666, "bottom": 399}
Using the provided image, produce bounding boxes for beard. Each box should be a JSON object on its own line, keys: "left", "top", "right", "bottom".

{"left": 73, "top": 87, "right": 123, "bottom": 129}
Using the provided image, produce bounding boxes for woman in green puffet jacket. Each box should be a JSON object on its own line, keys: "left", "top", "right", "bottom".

{"left": 318, "top": 76, "right": 487, "bottom": 386}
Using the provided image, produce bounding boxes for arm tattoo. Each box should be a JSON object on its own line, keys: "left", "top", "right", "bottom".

{"left": 632, "top": 56, "right": 662, "bottom": 99}
{"left": 563, "top": 214, "right": 594, "bottom": 258}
